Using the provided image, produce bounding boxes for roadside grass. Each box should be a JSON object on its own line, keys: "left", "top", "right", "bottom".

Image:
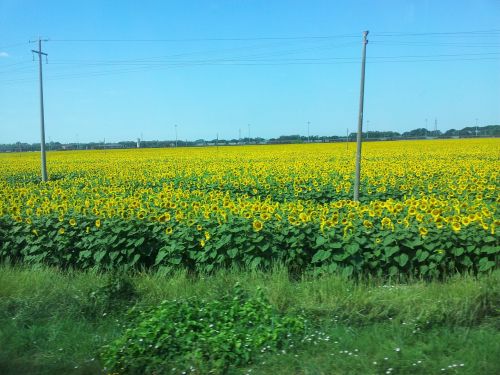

{"left": 0, "top": 265, "right": 498, "bottom": 374}
{"left": 233, "top": 323, "right": 500, "bottom": 375}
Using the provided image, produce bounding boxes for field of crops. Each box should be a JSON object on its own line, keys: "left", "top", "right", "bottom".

{"left": 0, "top": 139, "right": 498, "bottom": 276}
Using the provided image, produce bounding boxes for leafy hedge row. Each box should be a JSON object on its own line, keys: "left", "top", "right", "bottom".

{"left": 0, "top": 215, "right": 498, "bottom": 277}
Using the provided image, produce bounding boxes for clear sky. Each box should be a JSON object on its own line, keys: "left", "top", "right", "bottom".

{"left": 1, "top": 0, "right": 499, "bottom": 143}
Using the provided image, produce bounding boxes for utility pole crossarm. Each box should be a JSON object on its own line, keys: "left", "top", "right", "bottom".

{"left": 31, "top": 50, "right": 47, "bottom": 56}
{"left": 30, "top": 38, "right": 49, "bottom": 58}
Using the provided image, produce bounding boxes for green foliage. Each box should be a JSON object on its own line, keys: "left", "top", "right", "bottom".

{"left": 0, "top": 213, "right": 498, "bottom": 278}
{"left": 100, "top": 283, "right": 306, "bottom": 374}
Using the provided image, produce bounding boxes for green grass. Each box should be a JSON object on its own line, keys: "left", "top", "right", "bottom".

{"left": 0, "top": 265, "right": 498, "bottom": 374}
{"left": 233, "top": 324, "right": 500, "bottom": 375}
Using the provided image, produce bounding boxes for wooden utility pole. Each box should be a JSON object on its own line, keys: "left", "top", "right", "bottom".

{"left": 31, "top": 38, "right": 49, "bottom": 182}
{"left": 353, "top": 30, "right": 369, "bottom": 202}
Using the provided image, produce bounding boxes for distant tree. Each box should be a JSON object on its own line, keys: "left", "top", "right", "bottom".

{"left": 402, "top": 128, "right": 428, "bottom": 137}
{"left": 444, "top": 129, "right": 459, "bottom": 136}
{"left": 278, "top": 135, "right": 301, "bottom": 141}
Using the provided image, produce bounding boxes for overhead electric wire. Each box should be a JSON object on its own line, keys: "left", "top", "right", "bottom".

{"left": 50, "top": 42, "right": 358, "bottom": 64}
{"left": 2, "top": 52, "right": 500, "bottom": 79}
{"left": 373, "top": 29, "right": 500, "bottom": 36}
{"left": 0, "top": 39, "right": 358, "bottom": 80}
{"left": 42, "top": 51, "right": 500, "bottom": 66}
{"left": 371, "top": 41, "right": 500, "bottom": 47}
{"left": 2, "top": 29, "right": 498, "bottom": 49}
{"left": 2, "top": 54, "right": 499, "bottom": 86}
{"left": 47, "top": 29, "right": 500, "bottom": 42}
{"left": 4, "top": 49, "right": 498, "bottom": 84}
{"left": 48, "top": 34, "right": 360, "bottom": 43}
{"left": 371, "top": 29, "right": 500, "bottom": 37}
{"left": 0, "top": 38, "right": 355, "bottom": 77}
{"left": 2, "top": 29, "right": 499, "bottom": 85}
{"left": 47, "top": 44, "right": 360, "bottom": 67}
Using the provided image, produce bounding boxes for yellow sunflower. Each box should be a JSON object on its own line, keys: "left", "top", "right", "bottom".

{"left": 253, "top": 219, "right": 263, "bottom": 232}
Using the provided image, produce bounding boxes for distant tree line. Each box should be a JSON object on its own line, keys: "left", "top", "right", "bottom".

{"left": 1, "top": 125, "right": 498, "bottom": 152}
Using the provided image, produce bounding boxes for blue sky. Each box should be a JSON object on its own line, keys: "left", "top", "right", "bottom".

{"left": 1, "top": 0, "right": 499, "bottom": 143}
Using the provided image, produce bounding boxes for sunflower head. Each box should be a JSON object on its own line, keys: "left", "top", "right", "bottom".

{"left": 260, "top": 212, "right": 271, "bottom": 221}
{"left": 381, "top": 217, "right": 392, "bottom": 228}
{"left": 253, "top": 219, "right": 263, "bottom": 232}
{"left": 299, "top": 212, "right": 308, "bottom": 223}
{"left": 419, "top": 227, "right": 428, "bottom": 237}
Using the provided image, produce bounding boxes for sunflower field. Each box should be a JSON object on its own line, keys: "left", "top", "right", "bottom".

{"left": 0, "top": 139, "right": 498, "bottom": 277}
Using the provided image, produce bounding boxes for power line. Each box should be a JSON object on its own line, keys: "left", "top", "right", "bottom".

{"left": 370, "top": 40, "right": 500, "bottom": 47}
{"left": 3, "top": 51, "right": 495, "bottom": 75}
{"left": 2, "top": 55, "right": 499, "bottom": 85}
{"left": 28, "top": 39, "right": 356, "bottom": 69}
{"left": 39, "top": 51, "right": 500, "bottom": 65}
{"left": 3, "top": 44, "right": 497, "bottom": 73}
{"left": 372, "top": 29, "right": 500, "bottom": 37}
{"left": 44, "top": 29, "right": 500, "bottom": 42}
{"left": 48, "top": 34, "right": 360, "bottom": 43}
{"left": 2, "top": 32, "right": 499, "bottom": 85}
{"left": 1, "top": 29, "right": 497, "bottom": 52}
